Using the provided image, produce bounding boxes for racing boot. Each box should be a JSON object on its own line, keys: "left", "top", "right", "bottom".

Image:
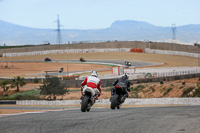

{"left": 109, "top": 87, "right": 115, "bottom": 102}
{"left": 117, "top": 105, "right": 121, "bottom": 109}
{"left": 121, "top": 96, "right": 127, "bottom": 103}
{"left": 87, "top": 104, "right": 91, "bottom": 112}
{"left": 90, "top": 97, "right": 95, "bottom": 106}
{"left": 80, "top": 94, "right": 84, "bottom": 104}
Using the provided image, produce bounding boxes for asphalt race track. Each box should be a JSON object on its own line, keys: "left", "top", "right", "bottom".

{"left": 22, "top": 59, "right": 162, "bottom": 76}
{"left": 1, "top": 106, "right": 200, "bottom": 133}
{"left": 5, "top": 59, "right": 162, "bottom": 67}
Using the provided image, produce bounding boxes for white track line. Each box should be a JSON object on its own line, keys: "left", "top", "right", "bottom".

{"left": 0, "top": 108, "right": 80, "bottom": 117}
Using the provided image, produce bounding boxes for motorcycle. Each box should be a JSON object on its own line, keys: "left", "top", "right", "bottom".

{"left": 81, "top": 88, "right": 96, "bottom": 112}
{"left": 124, "top": 61, "right": 131, "bottom": 66}
{"left": 110, "top": 83, "right": 126, "bottom": 109}
{"left": 80, "top": 57, "right": 86, "bottom": 62}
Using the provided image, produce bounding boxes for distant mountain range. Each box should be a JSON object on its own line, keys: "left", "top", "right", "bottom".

{"left": 0, "top": 20, "right": 200, "bottom": 45}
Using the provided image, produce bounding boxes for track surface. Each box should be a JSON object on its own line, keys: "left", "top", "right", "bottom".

{"left": 22, "top": 59, "right": 162, "bottom": 76}
{"left": 4, "top": 59, "right": 161, "bottom": 67}
{"left": 1, "top": 106, "right": 200, "bottom": 133}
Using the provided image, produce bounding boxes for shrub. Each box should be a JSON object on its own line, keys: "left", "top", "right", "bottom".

{"left": 193, "top": 88, "right": 200, "bottom": 97}
{"left": 40, "top": 76, "right": 68, "bottom": 100}
{"left": 13, "top": 95, "right": 41, "bottom": 100}
{"left": 0, "top": 90, "right": 41, "bottom": 100}
{"left": 134, "top": 85, "right": 145, "bottom": 90}
{"left": 150, "top": 86, "right": 155, "bottom": 92}
{"left": 160, "top": 87, "right": 166, "bottom": 93}
{"left": 34, "top": 77, "right": 39, "bottom": 83}
{"left": 181, "top": 87, "right": 195, "bottom": 97}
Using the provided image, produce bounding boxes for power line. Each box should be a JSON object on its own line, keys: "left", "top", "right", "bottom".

{"left": 55, "top": 15, "right": 62, "bottom": 44}
{"left": 172, "top": 24, "right": 176, "bottom": 41}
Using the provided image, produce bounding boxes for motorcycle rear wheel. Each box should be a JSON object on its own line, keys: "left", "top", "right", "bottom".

{"left": 110, "top": 94, "right": 119, "bottom": 109}
{"left": 81, "top": 96, "right": 90, "bottom": 112}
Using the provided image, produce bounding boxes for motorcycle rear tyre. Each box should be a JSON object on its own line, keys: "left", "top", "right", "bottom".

{"left": 110, "top": 94, "right": 119, "bottom": 110}
{"left": 81, "top": 96, "right": 90, "bottom": 112}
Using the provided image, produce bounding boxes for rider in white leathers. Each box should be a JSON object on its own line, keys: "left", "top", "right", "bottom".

{"left": 81, "top": 71, "right": 101, "bottom": 100}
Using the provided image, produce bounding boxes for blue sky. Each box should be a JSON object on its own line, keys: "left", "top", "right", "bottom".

{"left": 0, "top": 0, "right": 199, "bottom": 29}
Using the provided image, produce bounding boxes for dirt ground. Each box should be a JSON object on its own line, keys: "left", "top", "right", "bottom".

{"left": 0, "top": 62, "right": 111, "bottom": 77}
{"left": 1, "top": 52, "right": 198, "bottom": 66}
{"left": 0, "top": 52, "right": 198, "bottom": 77}
{"left": 0, "top": 52, "right": 199, "bottom": 114}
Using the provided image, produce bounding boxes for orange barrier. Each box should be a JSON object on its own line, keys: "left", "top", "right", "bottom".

{"left": 130, "top": 48, "right": 143, "bottom": 53}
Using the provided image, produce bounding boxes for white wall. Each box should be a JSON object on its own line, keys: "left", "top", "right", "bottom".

{"left": 17, "top": 98, "right": 200, "bottom": 105}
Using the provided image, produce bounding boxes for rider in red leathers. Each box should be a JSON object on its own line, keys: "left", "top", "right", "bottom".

{"left": 81, "top": 71, "right": 101, "bottom": 101}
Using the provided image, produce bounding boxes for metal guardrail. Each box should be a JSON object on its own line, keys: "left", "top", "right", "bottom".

{"left": 0, "top": 101, "right": 16, "bottom": 104}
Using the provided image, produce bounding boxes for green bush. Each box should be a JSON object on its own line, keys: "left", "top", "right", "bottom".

{"left": 0, "top": 90, "right": 41, "bottom": 100}
{"left": 131, "top": 85, "right": 145, "bottom": 91}
{"left": 13, "top": 95, "right": 41, "bottom": 100}
{"left": 192, "top": 88, "right": 200, "bottom": 97}
{"left": 40, "top": 76, "right": 68, "bottom": 100}
{"left": 181, "top": 87, "right": 195, "bottom": 97}
{"left": 34, "top": 77, "right": 39, "bottom": 83}
{"left": 150, "top": 86, "right": 155, "bottom": 92}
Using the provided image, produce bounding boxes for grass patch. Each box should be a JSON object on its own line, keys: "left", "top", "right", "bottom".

{"left": 181, "top": 87, "right": 195, "bottom": 97}
{"left": 68, "top": 89, "right": 80, "bottom": 92}
{"left": 179, "top": 86, "right": 184, "bottom": 89}
{"left": 150, "top": 86, "right": 155, "bottom": 92}
{"left": 131, "top": 85, "right": 145, "bottom": 91}
{"left": 163, "top": 88, "right": 173, "bottom": 96}
{"left": 160, "top": 87, "right": 166, "bottom": 93}
{"left": 0, "top": 89, "right": 41, "bottom": 100}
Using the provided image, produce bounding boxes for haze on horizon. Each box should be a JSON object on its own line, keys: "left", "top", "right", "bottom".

{"left": 0, "top": 0, "right": 199, "bottom": 30}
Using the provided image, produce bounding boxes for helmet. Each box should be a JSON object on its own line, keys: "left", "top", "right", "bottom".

{"left": 122, "top": 73, "right": 129, "bottom": 79}
{"left": 91, "top": 71, "right": 98, "bottom": 77}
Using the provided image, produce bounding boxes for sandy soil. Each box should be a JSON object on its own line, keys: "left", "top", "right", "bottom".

{"left": 0, "top": 62, "right": 111, "bottom": 77}
{"left": 0, "top": 52, "right": 198, "bottom": 77}
{"left": 1, "top": 52, "right": 198, "bottom": 67}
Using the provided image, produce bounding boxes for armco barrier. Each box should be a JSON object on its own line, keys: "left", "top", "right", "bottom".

{"left": 16, "top": 98, "right": 200, "bottom": 105}
{"left": 145, "top": 48, "right": 199, "bottom": 58}
{"left": 0, "top": 100, "right": 16, "bottom": 104}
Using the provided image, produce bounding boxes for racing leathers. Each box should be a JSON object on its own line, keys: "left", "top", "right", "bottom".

{"left": 111, "top": 75, "right": 130, "bottom": 102}
{"left": 81, "top": 75, "right": 101, "bottom": 100}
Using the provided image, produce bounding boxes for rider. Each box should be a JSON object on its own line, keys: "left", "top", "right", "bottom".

{"left": 110, "top": 73, "right": 130, "bottom": 103}
{"left": 81, "top": 71, "right": 101, "bottom": 101}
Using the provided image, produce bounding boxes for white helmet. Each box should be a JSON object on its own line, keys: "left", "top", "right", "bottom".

{"left": 122, "top": 73, "right": 129, "bottom": 79}
{"left": 91, "top": 71, "right": 98, "bottom": 77}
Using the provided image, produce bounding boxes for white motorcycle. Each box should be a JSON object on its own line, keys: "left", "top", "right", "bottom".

{"left": 81, "top": 87, "right": 97, "bottom": 112}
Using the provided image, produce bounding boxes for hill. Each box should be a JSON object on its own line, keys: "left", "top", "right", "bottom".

{"left": 1, "top": 20, "right": 200, "bottom": 45}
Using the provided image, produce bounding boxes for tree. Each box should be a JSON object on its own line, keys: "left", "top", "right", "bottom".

{"left": 11, "top": 76, "right": 26, "bottom": 92}
{"left": 39, "top": 76, "right": 68, "bottom": 100}
{"left": 0, "top": 79, "right": 9, "bottom": 92}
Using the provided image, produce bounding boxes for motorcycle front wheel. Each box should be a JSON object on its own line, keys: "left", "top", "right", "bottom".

{"left": 81, "top": 95, "right": 90, "bottom": 112}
